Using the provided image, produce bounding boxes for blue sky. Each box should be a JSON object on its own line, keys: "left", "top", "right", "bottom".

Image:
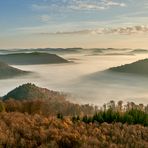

{"left": 0, "top": 0, "right": 148, "bottom": 49}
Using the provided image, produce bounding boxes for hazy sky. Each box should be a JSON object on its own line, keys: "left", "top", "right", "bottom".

{"left": 0, "top": 0, "right": 148, "bottom": 49}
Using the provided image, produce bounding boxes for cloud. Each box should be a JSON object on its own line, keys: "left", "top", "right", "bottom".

{"left": 32, "top": 0, "right": 126, "bottom": 11}
{"left": 39, "top": 14, "right": 51, "bottom": 22}
{"left": 107, "top": 25, "right": 148, "bottom": 35}
{"left": 36, "top": 25, "right": 148, "bottom": 35}
{"left": 104, "top": 0, "right": 126, "bottom": 7}
{"left": 39, "top": 29, "right": 93, "bottom": 35}
{"left": 75, "top": 0, "right": 127, "bottom": 10}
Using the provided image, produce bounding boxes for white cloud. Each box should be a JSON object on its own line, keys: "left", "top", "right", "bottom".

{"left": 36, "top": 25, "right": 148, "bottom": 35}
{"left": 69, "top": 3, "right": 106, "bottom": 10}
{"left": 39, "top": 14, "right": 51, "bottom": 22}
{"left": 32, "top": 0, "right": 127, "bottom": 11}
{"left": 104, "top": 0, "right": 126, "bottom": 7}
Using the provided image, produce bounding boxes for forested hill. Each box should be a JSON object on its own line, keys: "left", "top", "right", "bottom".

{"left": 3, "top": 83, "right": 64, "bottom": 101}
{"left": 0, "top": 84, "right": 147, "bottom": 147}
{"left": 0, "top": 62, "right": 29, "bottom": 79}
{"left": 0, "top": 52, "right": 69, "bottom": 65}
{"left": 108, "top": 59, "right": 148, "bottom": 76}
{"left": 2, "top": 83, "right": 96, "bottom": 116}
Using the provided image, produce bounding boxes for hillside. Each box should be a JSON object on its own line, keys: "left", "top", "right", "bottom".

{"left": 3, "top": 83, "right": 64, "bottom": 101}
{"left": 0, "top": 52, "right": 69, "bottom": 65}
{"left": 0, "top": 100, "right": 147, "bottom": 147}
{"left": 0, "top": 62, "right": 29, "bottom": 79}
{"left": 108, "top": 59, "right": 148, "bottom": 76}
{"left": 0, "top": 48, "right": 83, "bottom": 54}
{"left": 130, "top": 49, "right": 148, "bottom": 54}
{"left": 3, "top": 83, "right": 95, "bottom": 116}
{"left": 0, "top": 84, "right": 148, "bottom": 147}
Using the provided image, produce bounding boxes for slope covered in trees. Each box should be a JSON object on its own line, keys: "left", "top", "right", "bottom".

{"left": 2, "top": 83, "right": 96, "bottom": 116}
{"left": 108, "top": 59, "right": 148, "bottom": 76}
{"left": 3, "top": 83, "right": 64, "bottom": 101}
{"left": 0, "top": 62, "right": 29, "bottom": 79}
{"left": 0, "top": 52, "right": 69, "bottom": 65}
{"left": 0, "top": 84, "right": 148, "bottom": 147}
{"left": 0, "top": 112, "right": 147, "bottom": 148}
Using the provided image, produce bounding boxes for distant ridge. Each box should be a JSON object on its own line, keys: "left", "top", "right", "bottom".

{"left": 0, "top": 52, "right": 69, "bottom": 65}
{"left": 108, "top": 59, "right": 148, "bottom": 76}
{"left": 0, "top": 62, "right": 29, "bottom": 79}
{"left": 130, "top": 49, "right": 148, "bottom": 54}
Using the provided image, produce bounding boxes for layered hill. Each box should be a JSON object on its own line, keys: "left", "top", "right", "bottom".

{"left": 3, "top": 83, "right": 64, "bottom": 101}
{"left": 0, "top": 48, "right": 83, "bottom": 54}
{"left": 2, "top": 83, "right": 96, "bottom": 116}
{"left": 0, "top": 62, "right": 29, "bottom": 79}
{"left": 108, "top": 59, "right": 148, "bottom": 76}
{"left": 0, "top": 83, "right": 148, "bottom": 147}
{"left": 130, "top": 49, "right": 148, "bottom": 54}
{"left": 0, "top": 52, "right": 69, "bottom": 65}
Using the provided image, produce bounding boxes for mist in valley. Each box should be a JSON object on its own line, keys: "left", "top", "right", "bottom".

{"left": 0, "top": 49, "right": 148, "bottom": 106}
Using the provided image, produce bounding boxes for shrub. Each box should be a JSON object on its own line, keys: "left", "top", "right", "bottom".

{"left": 0, "top": 101, "right": 5, "bottom": 112}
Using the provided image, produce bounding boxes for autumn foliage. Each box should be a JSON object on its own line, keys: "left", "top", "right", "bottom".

{"left": 0, "top": 112, "right": 147, "bottom": 147}
{"left": 0, "top": 84, "right": 148, "bottom": 147}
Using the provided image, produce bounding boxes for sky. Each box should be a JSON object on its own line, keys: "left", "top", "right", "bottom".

{"left": 0, "top": 0, "right": 148, "bottom": 49}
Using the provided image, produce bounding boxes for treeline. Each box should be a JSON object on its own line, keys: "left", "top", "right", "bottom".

{"left": 0, "top": 99, "right": 96, "bottom": 116}
{"left": 72, "top": 101, "right": 148, "bottom": 127}
{"left": 0, "top": 99, "right": 148, "bottom": 126}
{"left": 81, "top": 108, "right": 148, "bottom": 126}
{"left": 79, "top": 101, "right": 148, "bottom": 126}
{"left": 0, "top": 99, "right": 147, "bottom": 147}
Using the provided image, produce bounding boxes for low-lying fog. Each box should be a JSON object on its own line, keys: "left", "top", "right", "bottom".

{"left": 0, "top": 50, "right": 148, "bottom": 106}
